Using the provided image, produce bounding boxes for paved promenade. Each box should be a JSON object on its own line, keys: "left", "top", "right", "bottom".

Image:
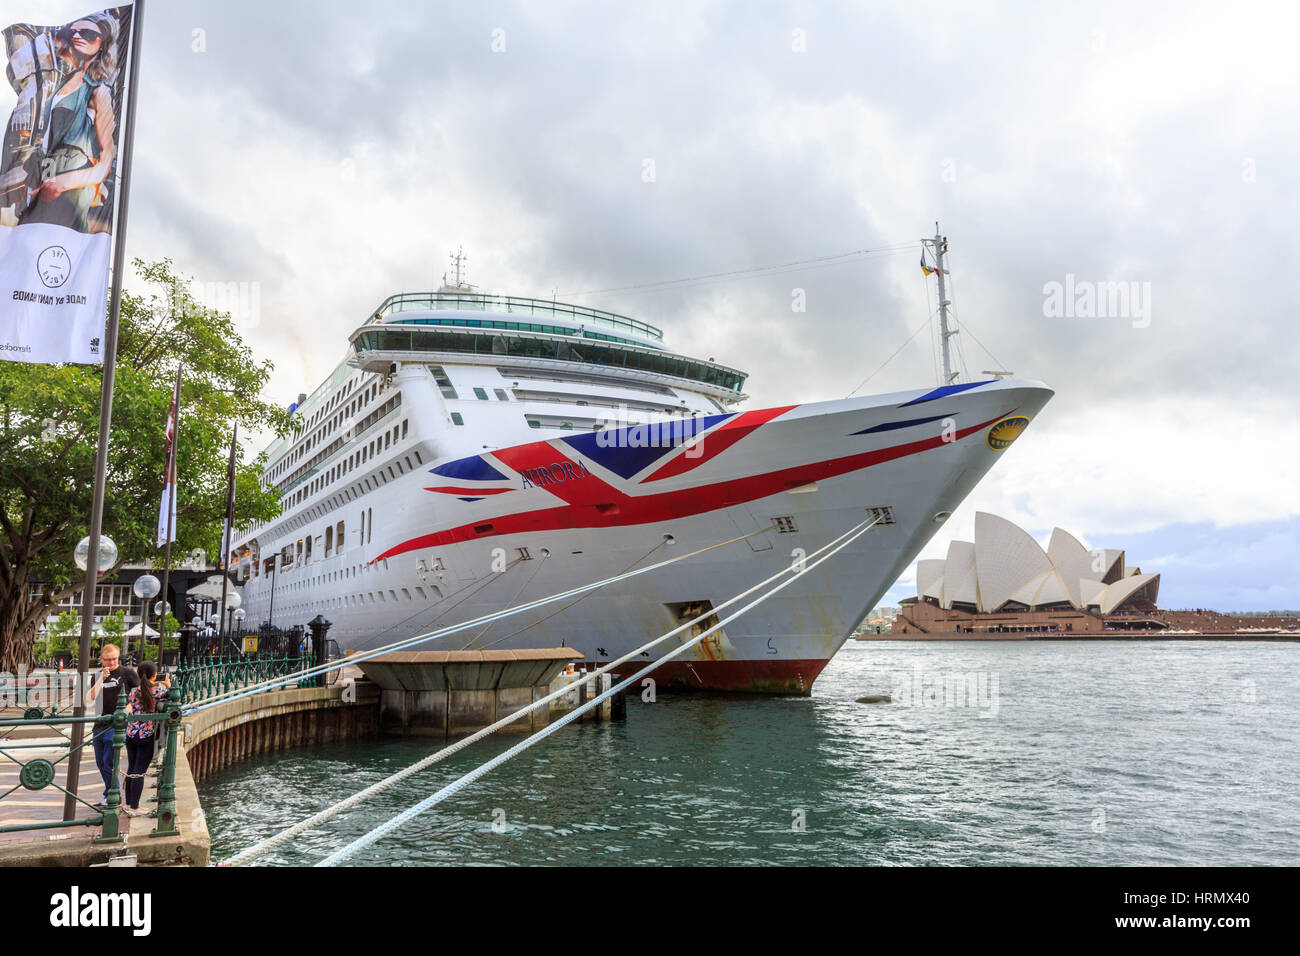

{"left": 0, "top": 727, "right": 166, "bottom": 852}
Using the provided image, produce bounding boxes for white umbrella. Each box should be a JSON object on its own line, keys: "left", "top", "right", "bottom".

{"left": 122, "top": 621, "right": 160, "bottom": 638}
{"left": 186, "top": 575, "right": 229, "bottom": 601}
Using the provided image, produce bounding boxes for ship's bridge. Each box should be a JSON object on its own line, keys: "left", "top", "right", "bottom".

{"left": 351, "top": 292, "right": 747, "bottom": 399}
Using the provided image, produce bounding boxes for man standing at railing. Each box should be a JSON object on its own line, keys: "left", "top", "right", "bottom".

{"left": 85, "top": 643, "right": 137, "bottom": 809}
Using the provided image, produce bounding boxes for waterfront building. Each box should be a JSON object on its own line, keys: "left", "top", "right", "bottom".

{"left": 896, "top": 512, "right": 1160, "bottom": 634}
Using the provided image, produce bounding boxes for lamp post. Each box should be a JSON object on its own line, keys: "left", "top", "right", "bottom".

{"left": 132, "top": 574, "right": 160, "bottom": 662}
{"left": 72, "top": 534, "right": 118, "bottom": 663}
{"left": 154, "top": 601, "right": 173, "bottom": 666}
{"left": 153, "top": 599, "right": 169, "bottom": 652}
{"left": 73, "top": 535, "right": 118, "bottom": 659}
{"left": 233, "top": 608, "right": 246, "bottom": 651}
{"left": 221, "top": 590, "right": 242, "bottom": 652}
{"left": 224, "top": 587, "right": 242, "bottom": 627}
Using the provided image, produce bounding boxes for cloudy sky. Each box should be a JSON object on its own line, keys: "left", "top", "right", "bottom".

{"left": 12, "top": 0, "right": 1299, "bottom": 610}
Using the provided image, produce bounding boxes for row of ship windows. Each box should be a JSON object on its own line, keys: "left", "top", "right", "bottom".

{"left": 294, "top": 375, "right": 359, "bottom": 439}
{"left": 245, "top": 440, "right": 426, "bottom": 573}
{"left": 443, "top": 410, "right": 626, "bottom": 431}
{"left": 399, "top": 317, "right": 656, "bottom": 350}
{"left": 267, "top": 585, "right": 445, "bottom": 613}
{"left": 286, "top": 417, "right": 410, "bottom": 507}
{"left": 274, "top": 393, "right": 403, "bottom": 493}
{"left": 245, "top": 423, "right": 419, "bottom": 539}
{"left": 270, "top": 375, "right": 389, "bottom": 482}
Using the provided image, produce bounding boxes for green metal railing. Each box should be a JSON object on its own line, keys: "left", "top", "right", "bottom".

{"left": 2, "top": 637, "right": 331, "bottom": 845}
{"left": 0, "top": 688, "right": 180, "bottom": 842}
{"left": 173, "top": 651, "right": 323, "bottom": 705}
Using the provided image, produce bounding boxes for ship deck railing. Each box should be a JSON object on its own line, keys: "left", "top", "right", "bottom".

{"left": 371, "top": 291, "right": 664, "bottom": 342}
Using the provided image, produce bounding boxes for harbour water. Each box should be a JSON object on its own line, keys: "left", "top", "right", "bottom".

{"left": 201, "top": 640, "right": 1299, "bottom": 866}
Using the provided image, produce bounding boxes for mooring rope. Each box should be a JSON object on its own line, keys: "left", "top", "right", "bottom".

{"left": 219, "top": 515, "right": 876, "bottom": 866}
{"left": 366, "top": 555, "right": 527, "bottom": 646}
{"left": 183, "top": 527, "right": 773, "bottom": 716}
{"left": 463, "top": 538, "right": 668, "bottom": 651}
{"left": 313, "top": 512, "right": 882, "bottom": 866}
{"left": 460, "top": 552, "right": 550, "bottom": 650}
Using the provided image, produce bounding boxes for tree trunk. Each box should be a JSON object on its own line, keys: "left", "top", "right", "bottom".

{"left": 0, "top": 593, "right": 39, "bottom": 672}
{"left": 1, "top": 563, "right": 122, "bottom": 672}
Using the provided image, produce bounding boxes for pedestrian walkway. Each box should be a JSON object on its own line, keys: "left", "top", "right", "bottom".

{"left": 0, "top": 727, "right": 165, "bottom": 849}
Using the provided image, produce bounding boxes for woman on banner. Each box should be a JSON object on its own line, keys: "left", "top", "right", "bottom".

{"left": 24, "top": 11, "right": 120, "bottom": 234}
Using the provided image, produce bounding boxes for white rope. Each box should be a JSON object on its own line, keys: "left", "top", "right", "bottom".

{"left": 469, "top": 539, "right": 670, "bottom": 651}
{"left": 313, "top": 513, "right": 882, "bottom": 867}
{"left": 220, "top": 514, "right": 878, "bottom": 866}
{"left": 183, "top": 528, "right": 771, "bottom": 716}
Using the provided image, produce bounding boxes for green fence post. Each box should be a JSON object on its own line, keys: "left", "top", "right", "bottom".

{"left": 150, "top": 691, "right": 181, "bottom": 837}
{"left": 94, "top": 692, "right": 127, "bottom": 843}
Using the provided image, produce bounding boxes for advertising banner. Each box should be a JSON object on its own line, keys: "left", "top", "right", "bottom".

{"left": 0, "top": 6, "right": 133, "bottom": 364}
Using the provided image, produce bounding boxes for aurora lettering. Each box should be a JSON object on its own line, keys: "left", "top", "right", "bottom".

{"left": 520, "top": 459, "right": 592, "bottom": 489}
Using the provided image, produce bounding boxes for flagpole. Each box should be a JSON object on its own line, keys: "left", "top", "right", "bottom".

{"left": 158, "top": 362, "right": 182, "bottom": 660}
{"left": 218, "top": 425, "right": 238, "bottom": 644}
{"left": 63, "top": 0, "right": 148, "bottom": 821}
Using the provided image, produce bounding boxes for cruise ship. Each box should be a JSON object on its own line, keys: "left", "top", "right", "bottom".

{"left": 230, "top": 270, "right": 1053, "bottom": 693}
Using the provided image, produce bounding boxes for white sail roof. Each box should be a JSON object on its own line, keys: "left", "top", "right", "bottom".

{"left": 1079, "top": 578, "right": 1108, "bottom": 608}
{"left": 1099, "top": 572, "right": 1161, "bottom": 613}
{"left": 1047, "top": 527, "right": 1092, "bottom": 605}
{"left": 917, "top": 559, "right": 947, "bottom": 604}
{"left": 974, "top": 512, "right": 1054, "bottom": 612}
{"left": 1008, "top": 568, "right": 1072, "bottom": 608}
{"left": 917, "top": 513, "right": 1160, "bottom": 615}
{"left": 942, "top": 540, "right": 978, "bottom": 609}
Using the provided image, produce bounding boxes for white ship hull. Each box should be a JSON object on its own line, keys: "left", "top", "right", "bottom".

{"left": 236, "top": 375, "right": 1051, "bottom": 694}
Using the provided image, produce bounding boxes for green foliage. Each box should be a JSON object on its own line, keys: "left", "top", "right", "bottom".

{"left": 99, "top": 608, "right": 127, "bottom": 638}
{"left": 160, "top": 611, "right": 180, "bottom": 641}
{"left": 0, "top": 259, "right": 290, "bottom": 668}
{"left": 46, "top": 610, "right": 81, "bottom": 653}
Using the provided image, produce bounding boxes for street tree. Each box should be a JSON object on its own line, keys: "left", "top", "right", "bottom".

{"left": 0, "top": 259, "right": 289, "bottom": 669}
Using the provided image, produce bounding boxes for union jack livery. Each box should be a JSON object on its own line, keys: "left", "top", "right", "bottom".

{"left": 231, "top": 284, "right": 1052, "bottom": 693}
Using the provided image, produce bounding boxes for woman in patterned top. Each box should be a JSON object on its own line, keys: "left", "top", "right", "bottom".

{"left": 123, "top": 661, "right": 170, "bottom": 815}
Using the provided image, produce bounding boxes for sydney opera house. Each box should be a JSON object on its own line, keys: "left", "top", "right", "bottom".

{"left": 894, "top": 512, "right": 1161, "bottom": 635}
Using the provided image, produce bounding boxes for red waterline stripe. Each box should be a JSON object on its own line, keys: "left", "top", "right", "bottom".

{"left": 608, "top": 657, "right": 830, "bottom": 694}
{"left": 425, "top": 486, "right": 515, "bottom": 496}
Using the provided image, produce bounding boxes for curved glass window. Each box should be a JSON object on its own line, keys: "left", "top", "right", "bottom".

{"left": 353, "top": 328, "right": 746, "bottom": 393}
{"left": 388, "top": 316, "right": 659, "bottom": 350}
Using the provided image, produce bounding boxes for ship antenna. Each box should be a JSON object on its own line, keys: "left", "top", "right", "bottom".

{"left": 450, "top": 246, "right": 467, "bottom": 288}
{"left": 924, "top": 222, "right": 959, "bottom": 384}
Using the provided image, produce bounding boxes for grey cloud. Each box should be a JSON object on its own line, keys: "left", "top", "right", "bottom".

{"left": 94, "top": 0, "right": 1299, "bottom": 425}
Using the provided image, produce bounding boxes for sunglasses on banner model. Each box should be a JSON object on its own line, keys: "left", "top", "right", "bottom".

{"left": 58, "top": 27, "right": 103, "bottom": 44}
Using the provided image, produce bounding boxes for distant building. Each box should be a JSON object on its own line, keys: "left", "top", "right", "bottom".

{"left": 896, "top": 513, "right": 1160, "bottom": 635}
{"left": 31, "top": 552, "right": 218, "bottom": 634}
